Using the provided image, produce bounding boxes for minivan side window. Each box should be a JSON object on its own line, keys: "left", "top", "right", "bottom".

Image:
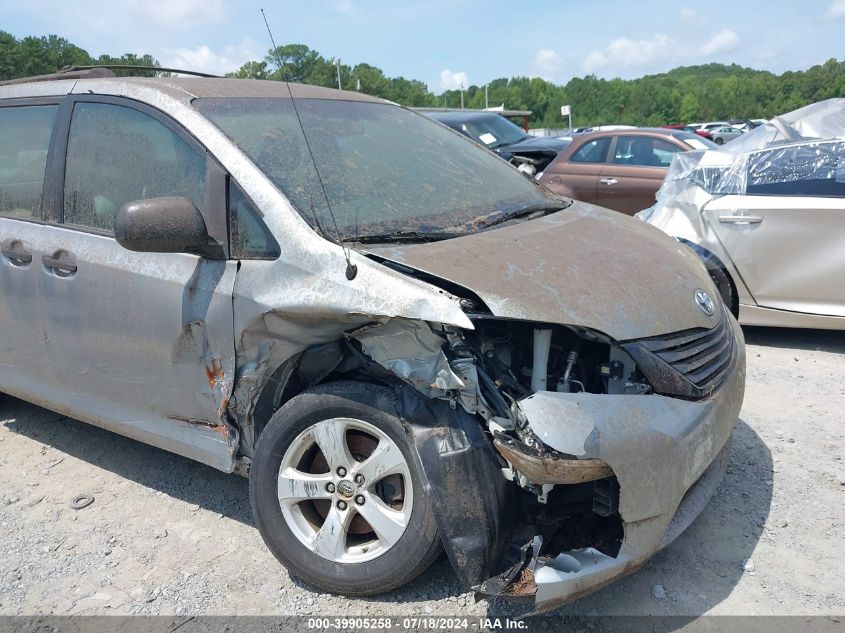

{"left": 229, "top": 182, "right": 280, "bottom": 259}
{"left": 0, "top": 105, "right": 58, "bottom": 220}
{"left": 63, "top": 102, "right": 205, "bottom": 232}
{"left": 569, "top": 138, "right": 610, "bottom": 164}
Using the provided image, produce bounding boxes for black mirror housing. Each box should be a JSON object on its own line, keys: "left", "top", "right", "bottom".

{"left": 115, "top": 197, "right": 223, "bottom": 258}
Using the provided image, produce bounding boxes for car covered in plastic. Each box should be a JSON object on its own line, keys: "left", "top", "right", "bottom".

{"left": 639, "top": 98, "right": 845, "bottom": 330}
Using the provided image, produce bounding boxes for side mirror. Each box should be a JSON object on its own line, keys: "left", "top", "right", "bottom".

{"left": 115, "top": 196, "right": 222, "bottom": 258}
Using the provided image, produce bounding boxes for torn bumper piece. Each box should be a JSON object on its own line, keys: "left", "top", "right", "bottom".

{"left": 493, "top": 435, "right": 613, "bottom": 485}
{"left": 481, "top": 319, "right": 745, "bottom": 612}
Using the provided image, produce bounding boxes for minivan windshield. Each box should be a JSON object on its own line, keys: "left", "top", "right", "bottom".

{"left": 195, "top": 97, "right": 563, "bottom": 241}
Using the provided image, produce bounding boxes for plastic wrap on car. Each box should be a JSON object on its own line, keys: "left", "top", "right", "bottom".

{"left": 649, "top": 98, "right": 845, "bottom": 227}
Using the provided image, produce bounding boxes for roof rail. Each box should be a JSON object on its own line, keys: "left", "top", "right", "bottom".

{"left": 0, "top": 67, "right": 115, "bottom": 86}
{"left": 0, "top": 65, "right": 219, "bottom": 87}
{"left": 64, "top": 65, "right": 220, "bottom": 78}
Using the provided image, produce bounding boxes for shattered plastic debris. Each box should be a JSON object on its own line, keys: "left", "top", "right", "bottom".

{"left": 351, "top": 319, "right": 465, "bottom": 397}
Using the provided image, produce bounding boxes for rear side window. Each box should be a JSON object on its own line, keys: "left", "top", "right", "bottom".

{"left": 746, "top": 141, "right": 845, "bottom": 198}
{"left": 229, "top": 183, "right": 280, "bottom": 259}
{"left": 570, "top": 138, "right": 610, "bottom": 164}
{"left": 63, "top": 102, "right": 205, "bottom": 232}
{"left": 0, "top": 105, "right": 57, "bottom": 219}
{"left": 613, "top": 136, "right": 682, "bottom": 167}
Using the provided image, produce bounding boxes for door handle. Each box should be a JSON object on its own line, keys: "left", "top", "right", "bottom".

{"left": 1, "top": 246, "right": 32, "bottom": 266}
{"left": 718, "top": 215, "right": 763, "bottom": 224}
{"left": 42, "top": 254, "right": 78, "bottom": 275}
{"left": 599, "top": 178, "right": 618, "bottom": 185}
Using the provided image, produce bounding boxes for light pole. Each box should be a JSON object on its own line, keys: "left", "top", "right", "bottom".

{"left": 335, "top": 58, "right": 342, "bottom": 90}
{"left": 460, "top": 82, "right": 464, "bottom": 109}
{"left": 485, "top": 84, "right": 488, "bottom": 109}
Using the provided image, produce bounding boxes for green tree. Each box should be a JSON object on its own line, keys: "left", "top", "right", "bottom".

{"left": 3, "top": 31, "right": 844, "bottom": 126}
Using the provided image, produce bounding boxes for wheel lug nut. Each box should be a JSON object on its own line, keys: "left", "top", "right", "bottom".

{"left": 337, "top": 466, "right": 347, "bottom": 477}
{"left": 337, "top": 500, "right": 347, "bottom": 510}
{"left": 326, "top": 482, "right": 335, "bottom": 493}
{"left": 355, "top": 495, "right": 365, "bottom": 505}
{"left": 354, "top": 474, "right": 365, "bottom": 485}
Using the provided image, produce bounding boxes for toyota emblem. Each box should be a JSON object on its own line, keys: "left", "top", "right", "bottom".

{"left": 695, "top": 289, "right": 715, "bottom": 316}
{"left": 337, "top": 480, "right": 355, "bottom": 498}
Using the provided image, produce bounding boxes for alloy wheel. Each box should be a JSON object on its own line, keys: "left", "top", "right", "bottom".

{"left": 277, "top": 417, "right": 413, "bottom": 563}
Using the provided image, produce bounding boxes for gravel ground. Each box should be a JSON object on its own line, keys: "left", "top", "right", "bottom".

{"left": 0, "top": 325, "right": 843, "bottom": 620}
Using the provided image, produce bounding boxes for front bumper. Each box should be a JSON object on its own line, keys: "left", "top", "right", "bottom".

{"left": 510, "top": 317, "right": 746, "bottom": 612}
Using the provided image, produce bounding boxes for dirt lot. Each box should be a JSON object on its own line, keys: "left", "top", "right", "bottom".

{"left": 0, "top": 326, "right": 843, "bottom": 621}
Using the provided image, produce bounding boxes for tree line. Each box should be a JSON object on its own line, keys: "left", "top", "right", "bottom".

{"left": 2, "top": 32, "right": 843, "bottom": 126}
{"left": 0, "top": 32, "right": 158, "bottom": 79}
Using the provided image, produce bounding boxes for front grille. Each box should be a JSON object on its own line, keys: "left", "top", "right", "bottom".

{"left": 624, "top": 307, "right": 736, "bottom": 398}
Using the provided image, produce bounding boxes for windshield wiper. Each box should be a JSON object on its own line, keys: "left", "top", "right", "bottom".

{"left": 349, "top": 230, "right": 458, "bottom": 244}
{"left": 473, "top": 200, "right": 571, "bottom": 230}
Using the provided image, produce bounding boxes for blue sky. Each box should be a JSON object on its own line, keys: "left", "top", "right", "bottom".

{"left": 1, "top": 0, "right": 843, "bottom": 92}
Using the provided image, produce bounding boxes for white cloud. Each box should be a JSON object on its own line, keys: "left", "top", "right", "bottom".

{"left": 679, "top": 7, "right": 698, "bottom": 21}
{"left": 531, "top": 48, "right": 565, "bottom": 80}
{"left": 161, "top": 39, "right": 263, "bottom": 75}
{"left": 580, "top": 28, "right": 748, "bottom": 78}
{"left": 135, "top": 0, "right": 226, "bottom": 28}
{"left": 701, "top": 29, "right": 741, "bottom": 55}
{"left": 439, "top": 69, "right": 469, "bottom": 92}
{"left": 584, "top": 34, "right": 671, "bottom": 74}
{"left": 827, "top": 0, "right": 845, "bottom": 18}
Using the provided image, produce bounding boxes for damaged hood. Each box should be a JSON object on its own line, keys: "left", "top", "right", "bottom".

{"left": 366, "top": 202, "right": 719, "bottom": 341}
{"left": 494, "top": 135, "right": 569, "bottom": 157}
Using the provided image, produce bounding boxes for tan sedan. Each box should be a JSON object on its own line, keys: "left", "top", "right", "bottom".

{"left": 539, "top": 128, "right": 715, "bottom": 215}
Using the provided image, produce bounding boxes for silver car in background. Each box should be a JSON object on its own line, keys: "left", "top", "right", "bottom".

{"left": 1, "top": 70, "right": 745, "bottom": 613}
{"left": 640, "top": 98, "right": 845, "bottom": 330}
{"left": 710, "top": 125, "right": 744, "bottom": 145}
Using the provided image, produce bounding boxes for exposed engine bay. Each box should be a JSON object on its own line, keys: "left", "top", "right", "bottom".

{"left": 340, "top": 316, "right": 656, "bottom": 597}
{"left": 508, "top": 152, "right": 558, "bottom": 178}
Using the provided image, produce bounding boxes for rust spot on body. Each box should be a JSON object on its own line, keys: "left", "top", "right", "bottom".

{"left": 505, "top": 568, "right": 537, "bottom": 596}
{"left": 205, "top": 356, "right": 232, "bottom": 417}
{"left": 206, "top": 357, "right": 225, "bottom": 391}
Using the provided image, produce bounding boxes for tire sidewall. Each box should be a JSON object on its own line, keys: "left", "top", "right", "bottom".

{"left": 249, "top": 382, "right": 438, "bottom": 594}
{"left": 708, "top": 267, "right": 738, "bottom": 317}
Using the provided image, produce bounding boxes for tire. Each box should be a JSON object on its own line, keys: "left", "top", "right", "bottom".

{"left": 250, "top": 380, "right": 441, "bottom": 595}
{"left": 714, "top": 137, "right": 724, "bottom": 145}
{"left": 708, "top": 267, "right": 738, "bottom": 317}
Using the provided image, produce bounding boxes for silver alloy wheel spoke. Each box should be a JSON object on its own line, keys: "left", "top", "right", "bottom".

{"left": 309, "top": 419, "right": 353, "bottom": 471}
{"left": 354, "top": 438, "right": 407, "bottom": 485}
{"left": 312, "top": 505, "right": 352, "bottom": 560}
{"left": 355, "top": 495, "right": 408, "bottom": 546}
{"left": 277, "top": 468, "right": 333, "bottom": 504}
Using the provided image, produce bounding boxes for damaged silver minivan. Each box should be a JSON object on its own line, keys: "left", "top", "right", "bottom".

{"left": 0, "top": 70, "right": 745, "bottom": 612}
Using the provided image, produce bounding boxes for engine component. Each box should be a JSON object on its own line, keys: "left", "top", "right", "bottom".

{"left": 531, "top": 328, "right": 553, "bottom": 392}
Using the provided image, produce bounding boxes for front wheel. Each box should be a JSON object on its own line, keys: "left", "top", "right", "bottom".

{"left": 714, "top": 137, "right": 724, "bottom": 145}
{"left": 249, "top": 381, "right": 441, "bottom": 595}
{"left": 708, "top": 267, "right": 738, "bottom": 317}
